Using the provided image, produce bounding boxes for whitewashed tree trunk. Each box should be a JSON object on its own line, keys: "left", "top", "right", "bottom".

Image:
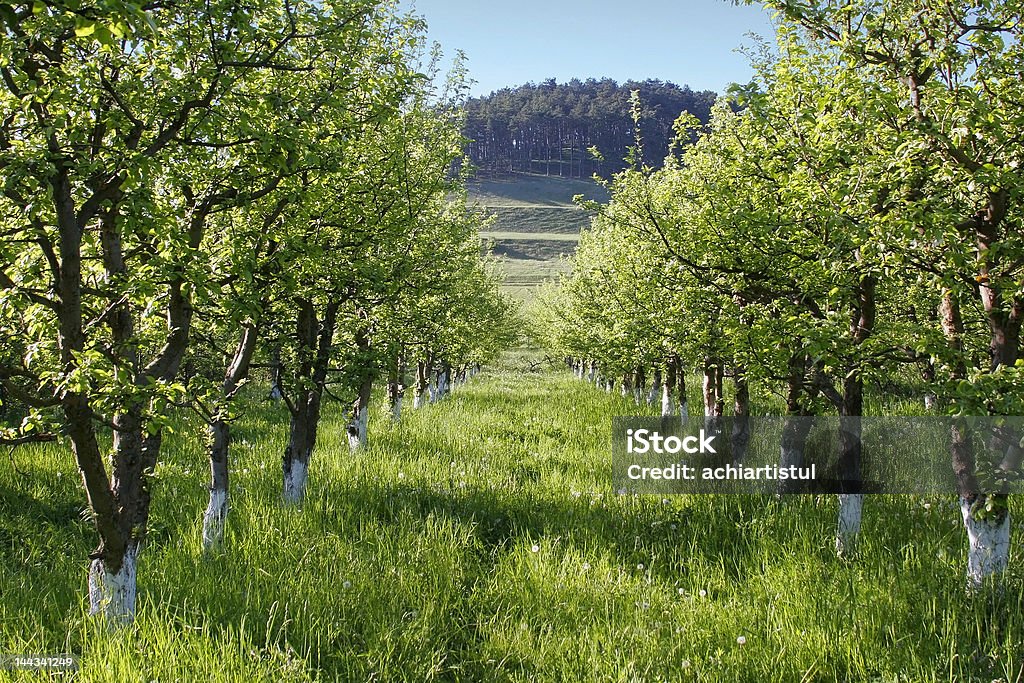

{"left": 347, "top": 405, "right": 368, "bottom": 452}
{"left": 660, "top": 384, "right": 673, "bottom": 417}
{"left": 391, "top": 395, "right": 402, "bottom": 421}
{"left": 587, "top": 362, "right": 596, "bottom": 383}
{"left": 923, "top": 393, "right": 937, "bottom": 410}
{"left": 202, "top": 487, "right": 228, "bottom": 552}
{"left": 413, "top": 392, "right": 424, "bottom": 409}
{"left": 835, "top": 493, "right": 863, "bottom": 557}
{"left": 89, "top": 545, "right": 139, "bottom": 624}
{"left": 960, "top": 497, "right": 1010, "bottom": 590}
{"left": 283, "top": 459, "right": 308, "bottom": 505}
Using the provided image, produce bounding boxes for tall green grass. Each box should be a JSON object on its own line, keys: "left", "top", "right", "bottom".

{"left": 1, "top": 366, "right": 1022, "bottom": 681}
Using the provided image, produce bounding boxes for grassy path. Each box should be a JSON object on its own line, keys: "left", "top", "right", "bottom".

{"left": 2, "top": 367, "right": 1023, "bottom": 681}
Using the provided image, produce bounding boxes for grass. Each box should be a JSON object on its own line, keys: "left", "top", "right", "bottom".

{"left": 467, "top": 173, "right": 608, "bottom": 208}
{"left": 2, "top": 361, "right": 1023, "bottom": 681}
{"left": 480, "top": 207, "right": 591, "bottom": 235}
{"left": 469, "top": 173, "right": 594, "bottom": 302}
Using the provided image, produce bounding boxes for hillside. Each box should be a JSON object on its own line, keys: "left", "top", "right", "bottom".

{"left": 469, "top": 173, "right": 608, "bottom": 300}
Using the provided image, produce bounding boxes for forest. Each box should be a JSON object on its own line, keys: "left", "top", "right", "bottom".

{"left": 463, "top": 79, "right": 716, "bottom": 178}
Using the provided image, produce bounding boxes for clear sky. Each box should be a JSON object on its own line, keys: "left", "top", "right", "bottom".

{"left": 400, "top": 0, "right": 778, "bottom": 97}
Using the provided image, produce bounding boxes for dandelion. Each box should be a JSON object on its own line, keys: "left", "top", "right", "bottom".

{"left": 342, "top": 580, "right": 352, "bottom": 590}
{"left": 736, "top": 636, "right": 746, "bottom": 645}
{"left": 681, "top": 660, "right": 691, "bottom": 669}
{"left": 531, "top": 544, "right": 540, "bottom": 553}
{"left": 699, "top": 589, "right": 707, "bottom": 598}
{"left": 670, "top": 523, "right": 677, "bottom": 531}
{"left": 678, "top": 588, "right": 685, "bottom": 596}
{"left": 637, "top": 563, "right": 645, "bottom": 571}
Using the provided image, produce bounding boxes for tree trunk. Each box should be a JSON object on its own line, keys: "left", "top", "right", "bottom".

{"left": 702, "top": 356, "right": 723, "bottom": 436}
{"left": 414, "top": 357, "right": 432, "bottom": 409}
{"left": 202, "top": 322, "right": 259, "bottom": 552}
{"left": 387, "top": 356, "right": 405, "bottom": 421}
{"left": 675, "top": 357, "right": 689, "bottom": 423}
{"left": 269, "top": 345, "right": 284, "bottom": 400}
{"left": 779, "top": 353, "right": 812, "bottom": 496}
{"left": 348, "top": 375, "right": 372, "bottom": 452}
{"left": 731, "top": 367, "right": 750, "bottom": 465}
{"left": 281, "top": 299, "right": 336, "bottom": 504}
{"left": 648, "top": 367, "right": 661, "bottom": 406}
{"left": 662, "top": 358, "right": 677, "bottom": 417}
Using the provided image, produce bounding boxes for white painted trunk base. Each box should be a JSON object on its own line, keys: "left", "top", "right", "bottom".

{"left": 202, "top": 487, "right": 229, "bottom": 552}
{"left": 960, "top": 497, "right": 1010, "bottom": 589}
{"left": 391, "top": 395, "right": 402, "bottom": 421}
{"left": 646, "top": 387, "right": 657, "bottom": 405}
{"left": 923, "top": 393, "right": 937, "bottom": 410}
{"left": 679, "top": 400, "right": 688, "bottom": 425}
{"left": 283, "top": 460, "right": 308, "bottom": 505}
{"left": 413, "top": 392, "right": 424, "bottom": 409}
{"left": 89, "top": 546, "right": 138, "bottom": 623}
{"left": 835, "top": 493, "right": 863, "bottom": 556}
{"left": 348, "top": 406, "right": 368, "bottom": 452}
{"left": 661, "top": 385, "right": 673, "bottom": 417}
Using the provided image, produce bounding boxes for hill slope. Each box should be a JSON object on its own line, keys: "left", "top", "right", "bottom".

{"left": 469, "top": 173, "right": 607, "bottom": 301}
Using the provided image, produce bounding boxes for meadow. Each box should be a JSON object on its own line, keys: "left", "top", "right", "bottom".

{"left": 2, "top": 357, "right": 1023, "bottom": 682}
{"left": 468, "top": 173, "right": 605, "bottom": 303}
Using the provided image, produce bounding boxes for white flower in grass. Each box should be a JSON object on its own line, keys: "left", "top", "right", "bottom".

{"left": 670, "top": 523, "right": 677, "bottom": 531}
{"left": 637, "top": 563, "right": 645, "bottom": 571}
{"left": 736, "top": 636, "right": 746, "bottom": 645}
{"left": 342, "top": 580, "right": 352, "bottom": 590}
{"left": 581, "top": 562, "right": 591, "bottom": 571}
{"left": 531, "top": 544, "right": 540, "bottom": 553}
{"left": 398, "top": 472, "right": 405, "bottom": 479}
{"left": 678, "top": 588, "right": 685, "bottom": 596}
{"left": 681, "top": 660, "right": 691, "bottom": 669}
{"left": 698, "top": 589, "right": 707, "bottom": 598}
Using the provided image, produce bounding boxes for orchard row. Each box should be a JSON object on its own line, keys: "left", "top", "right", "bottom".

{"left": 537, "top": 0, "right": 1024, "bottom": 590}
{"left": 0, "top": 0, "right": 517, "bottom": 621}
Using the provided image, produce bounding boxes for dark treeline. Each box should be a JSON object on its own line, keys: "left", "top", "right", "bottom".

{"left": 463, "top": 78, "right": 716, "bottom": 177}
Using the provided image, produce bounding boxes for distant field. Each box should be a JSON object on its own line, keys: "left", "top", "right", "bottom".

{"left": 467, "top": 172, "right": 608, "bottom": 207}
{"left": 470, "top": 173, "right": 601, "bottom": 302}
{"left": 482, "top": 206, "right": 590, "bottom": 235}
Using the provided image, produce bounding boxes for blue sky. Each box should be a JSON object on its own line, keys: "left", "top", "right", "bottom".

{"left": 400, "top": 0, "right": 778, "bottom": 97}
